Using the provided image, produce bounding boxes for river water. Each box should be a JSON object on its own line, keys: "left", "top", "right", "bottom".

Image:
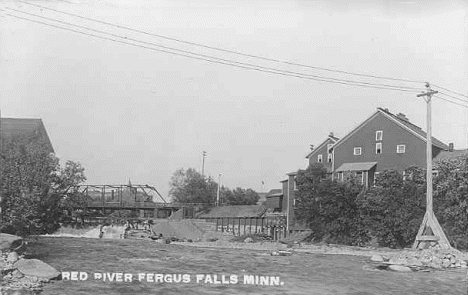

{"left": 27, "top": 237, "right": 466, "bottom": 295}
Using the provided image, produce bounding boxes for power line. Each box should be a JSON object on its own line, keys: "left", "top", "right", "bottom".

{"left": 5, "top": 12, "right": 422, "bottom": 93}
{"left": 433, "top": 95, "right": 468, "bottom": 108}
{"left": 437, "top": 91, "right": 468, "bottom": 104}
{"left": 432, "top": 84, "right": 468, "bottom": 100}
{"left": 20, "top": 0, "right": 428, "bottom": 85}
{"left": 6, "top": 8, "right": 423, "bottom": 91}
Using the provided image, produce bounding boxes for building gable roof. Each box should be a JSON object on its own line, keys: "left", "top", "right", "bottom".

{"left": 305, "top": 135, "right": 339, "bottom": 159}
{"left": 1, "top": 118, "right": 54, "bottom": 153}
{"left": 332, "top": 108, "right": 448, "bottom": 152}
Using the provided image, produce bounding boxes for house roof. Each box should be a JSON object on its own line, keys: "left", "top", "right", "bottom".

{"left": 335, "top": 162, "right": 378, "bottom": 172}
{"left": 196, "top": 205, "right": 267, "bottom": 218}
{"left": 305, "top": 134, "right": 339, "bottom": 159}
{"left": 1, "top": 118, "right": 54, "bottom": 153}
{"left": 434, "top": 149, "right": 468, "bottom": 162}
{"left": 266, "top": 189, "right": 282, "bottom": 196}
{"left": 332, "top": 108, "right": 448, "bottom": 152}
{"left": 379, "top": 108, "right": 448, "bottom": 150}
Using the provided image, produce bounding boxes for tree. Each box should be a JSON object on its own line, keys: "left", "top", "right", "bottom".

{"left": 1, "top": 134, "right": 87, "bottom": 236}
{"left": 169, "top": 168, "right": 217, "bottom": 204}
{"left": 294, "top": 163, "right": 367, "bottom": 245}
{"left": 356, "top": 167, "right": 426, "bottom": 248}
{"left": 223, "top": 187, "right": 259, "bottom": 205}
{"left": 433, "top": 154, "right": 468, "bottom": 249}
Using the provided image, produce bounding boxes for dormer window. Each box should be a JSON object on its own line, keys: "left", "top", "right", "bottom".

{"left": 376, "top": 142, "right": 382, "bottom": 154}
{"left": 318, "top": 154, "right": 323, "bottom": 163}
{"left": 376, "top": 130, "right": 383, "bottom": 141}
{"left": 354, "top": 147, "right": 362, "bottom": 155}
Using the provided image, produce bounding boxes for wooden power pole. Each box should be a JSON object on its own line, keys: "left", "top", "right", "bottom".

{"left": 413, "top": 82, "right": 451, "bottom": 250}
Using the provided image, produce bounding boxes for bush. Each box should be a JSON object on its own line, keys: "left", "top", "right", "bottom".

{"left": 294, "top": 164, "right": 369, "bottom": 246}
{"left": 356, "top": 168, "right": 426, "bottom": 248}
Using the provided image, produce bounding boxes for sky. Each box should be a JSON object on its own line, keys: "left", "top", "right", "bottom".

{"left": 0, "top": 0, "right": 467, "bottom": 199}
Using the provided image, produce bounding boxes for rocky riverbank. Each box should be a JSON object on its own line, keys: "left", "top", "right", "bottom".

{"left": 0, "top": 234, "right": 60, "bottom": 294}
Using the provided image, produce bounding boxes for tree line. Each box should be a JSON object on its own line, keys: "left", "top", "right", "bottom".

{"left": 168, "top": 168, "right": 260, "bottom": 206}
{"left": 294, "top": 155, "right": 468, "bottom": 249}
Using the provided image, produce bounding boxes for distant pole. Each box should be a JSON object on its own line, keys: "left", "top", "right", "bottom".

{"left": 413, "top": 82, "right": 451, "bottom": 249}
{"left": 202, "top": 151, "right": 207, "bottom": 177}
{"left": 216, "top": 173, "right": 222, "bottom": 206}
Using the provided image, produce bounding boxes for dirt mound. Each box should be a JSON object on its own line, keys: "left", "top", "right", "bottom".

{"left": 150, "top": 220, "right": 205, "bottom": 241}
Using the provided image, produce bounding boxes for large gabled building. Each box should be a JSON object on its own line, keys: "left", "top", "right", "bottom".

{"left": 330, "top": 107, "right": 449, "bottom": 187}
{"left": 306, "top": 132, "right": 339, "bottom": 173}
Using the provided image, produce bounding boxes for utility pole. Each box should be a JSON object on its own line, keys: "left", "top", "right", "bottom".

{"left": 413, "top": 82, "right": 451, "bottom": 250}
{"left": 201, "top": 151, "right": 207, "bottom": 177}
{"left": 216, "top": 173, "right": 222, "bottom": 206}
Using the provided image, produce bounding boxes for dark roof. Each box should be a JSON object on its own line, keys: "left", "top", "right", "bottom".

{"left": 196, "top": 205, "right": 267, "bottom": 218}
{"left": 335, "top": 162, "right": 378, "bottom": 172}
{"left": 378, "top": 108, "right": 449, "bottom": 150}
{"left": 434, "top": 149, "right": 468, "bottom": 162}
{"left": 1, "top": 118, "right": 54, "bottom": 153}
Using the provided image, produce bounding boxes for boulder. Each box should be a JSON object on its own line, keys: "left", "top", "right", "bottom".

{"left": 7, "top": 251, "right": 19, "bottom": 263}
{"left": 14, "top": 259, "right": 60, "bottom": 280}
{"left": 0, "top": 234, "right": 23, "bottom": 251}
{"left": 370, "top": 255, "right": 384, "bottom": 262}
{"left": 244, "top": 237, "right": 254, "bottom": 243}
{"left": 388, "top": 265, "right": 412, "bottom": 272}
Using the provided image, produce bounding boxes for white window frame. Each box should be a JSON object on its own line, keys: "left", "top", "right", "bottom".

{"left": 397, "top": 144, "right": 406, "bottom": 154}
{"left": 327, "top": 143, "right": 333, "bottom": 152}
{"left": 327, "top": 153, "right": 333, "bottom": 163}
{"left": 353, "top": 147, "right": 362, "bottom": 155}
{"left": 376, "top": 142, "right": 382, "bottom": 154}
{"left": 376, "top": 130, "right": 383, "bottom": 141}
{"left": 293, "top": 176, "right": 297, "bottom": 190}
{"left": 318, "top": 154, "right": 323, "bottom": 163}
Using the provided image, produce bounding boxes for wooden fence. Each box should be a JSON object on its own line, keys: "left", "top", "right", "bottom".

{"left": 200, "top": 217, "right": 287, "bottom": 241}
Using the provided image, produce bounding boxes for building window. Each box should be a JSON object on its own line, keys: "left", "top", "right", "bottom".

{"left": 376, "top": 142, "right": 382, "bottom": 154}
{"left": 293, "top": 176, "right": 297, "bottom": 190}
{"left": 327, "top": 143, "right": 333, "bottom": 152}
{"left": 353, "top": 147, "right": 362, "bottom": 155}
{"left": 318, "top": 154, "right": 323, "bottom": 163}
{"left": 397, "top": 144, "right": 406, "bottom": 154}
{"left": 327, "top": 153, "right": 333, "bottom": 163}
{"left": 376, "top": 130, "right": 383, "bottom": 141}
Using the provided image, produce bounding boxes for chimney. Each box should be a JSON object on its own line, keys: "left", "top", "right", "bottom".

{"left": 449, "top": 143, "right": 454, "bottom": 152}
{"left": 310, "top": 145, "right": 314, "bottom": 151}
{"left": 329, "top": 132, "right": 334, "bottom": 137}
{"left": 396, "top": 113, "right": 409, "bottom": 122}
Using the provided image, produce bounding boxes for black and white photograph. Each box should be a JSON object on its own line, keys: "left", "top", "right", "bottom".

{"left": 0, "top": 0, "right": 467, "bottom": 294}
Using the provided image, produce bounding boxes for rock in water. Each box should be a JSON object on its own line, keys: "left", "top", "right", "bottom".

{"left": 370, "top": 255, "right": 384, "bottom": 262}
{"left": 0, "top": 234, "right": 23, "bottom": 251}
{"left": 244, "top": 237, "right": 254, "bottom": 243}
{"left": 7, "top": 251, "right": 19, "bottom": 263}
{"left": 14, "top": 259, "right": 60, "bottom": 279}
{"left": 388, "top": 265, "right": 412, "bottom": 272}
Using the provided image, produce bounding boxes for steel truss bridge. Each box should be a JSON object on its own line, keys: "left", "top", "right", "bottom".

{"left": 72, "top": 184, "right": 205, "bottom": 218}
